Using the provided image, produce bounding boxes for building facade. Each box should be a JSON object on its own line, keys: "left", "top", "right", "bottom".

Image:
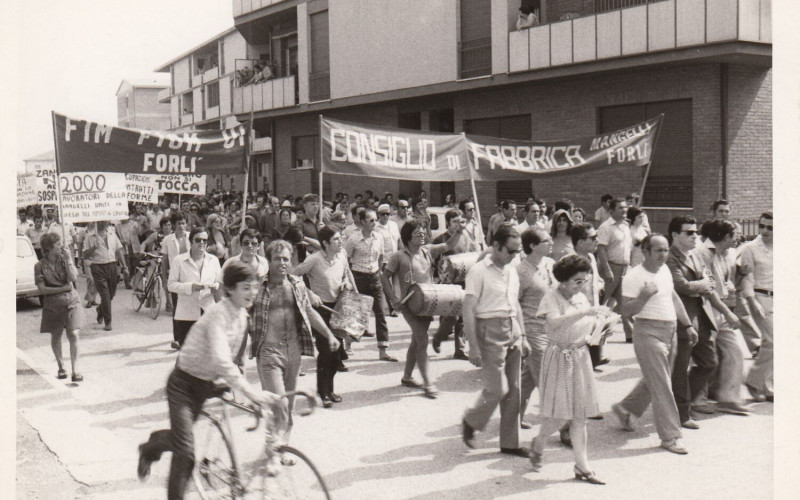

{"left": 115, "top": 75, "right": 172, "bottom": 130}
{"left": 175, "top": 0, "right": 771, "bottom": 230}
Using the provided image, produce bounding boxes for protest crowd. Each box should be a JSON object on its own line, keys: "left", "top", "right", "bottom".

{"left": 20, "top": 186, "right": 773, "bottom": 494}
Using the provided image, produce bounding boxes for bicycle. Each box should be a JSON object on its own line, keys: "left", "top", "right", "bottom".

{"left": 130, "top": 252, "right": 164, "bottom": 319}
{"left": 191, "top": 389, "right": 331, "bottom": 499}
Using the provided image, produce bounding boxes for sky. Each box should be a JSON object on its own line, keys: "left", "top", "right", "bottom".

{"left": 10, "top": 0, "right": 234, "bottom": 170}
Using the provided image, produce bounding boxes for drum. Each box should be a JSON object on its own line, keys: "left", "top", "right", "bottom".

{"left": 330, "top": 291, "right": 374, "bottom": 341}
{"left": 438, "top": 252, "right": 481, "bottom": 284}
{"left": 405, "top": 283, "right": 465, "bottom": 317}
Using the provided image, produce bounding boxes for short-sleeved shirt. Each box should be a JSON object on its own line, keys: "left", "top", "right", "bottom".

{"left": 82, "top": 230, "right": 124, "bottom": 264}
{"left": 385, "top": 246, "right": 447, "bottom": 299}
{"left": 517, "top": 256, "right": 556, "bottom": 333}
{"left": 222, "top": 253, "right": 269, "bottom": 281}
{"left": 345, "top": 231, "right": 384, "bottom": 274}
{"left": 292, "top": 249, "right": 354, "bottom": 303}
{"left": 622, "top": 264, "right": 676, "bottom": 321}
{"left": 738, "top": 235, "right": 772, "bottom": 297}
{"left": 597, "top": 218, "right": 632, "bottom": 265}
{"left": 465, "top": 256, "right": 520, "bottom": 318}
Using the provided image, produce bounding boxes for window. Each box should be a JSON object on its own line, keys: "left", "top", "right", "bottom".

{"left": 599, "top": 99, "right": 693, "bottom": 207}
{"left": 182, "top": 93, "right": 193, "bottom": 115}
{"left": 293, "top": 135, "right": 317, "bottom": 170}
{"left": 206, "top": 82, "right": 220, "bottom": 108}
{"left": 464, "top": 115, "right": 533, "bottom": 204}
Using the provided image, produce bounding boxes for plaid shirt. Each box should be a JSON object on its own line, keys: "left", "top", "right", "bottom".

{"left": 249, "top": 275, "right": 315, "bottom": 359}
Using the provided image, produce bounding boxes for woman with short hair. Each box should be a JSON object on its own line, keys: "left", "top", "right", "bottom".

{"left": 530, "top": 255, "right": 608, "bottom": 485}
{"left": 35, "top": 232, "right": 84, "bottom": 381}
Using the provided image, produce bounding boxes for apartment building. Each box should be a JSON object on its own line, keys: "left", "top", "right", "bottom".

{"left": 216, "top": 0, "right": 770, "bottom": 229}
{"left": 116, "top": 75, "right": 172, "bottom": 130}
{"left": 154, "top": 28, "right": 274, "bottom": 192}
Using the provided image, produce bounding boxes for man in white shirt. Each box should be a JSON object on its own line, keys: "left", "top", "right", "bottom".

{"left": 161, "top": 212, "right": 191, "bottom": 316}
{"left": 168, "top": 227, "right": 222, "bottom": 349}
{"left": 18, "top": 209, "right": 33, "bottom": 236}
{"left": 390, "top": 199, "right": 412, "bottom": 231}
{"left": 486, "top": 200, "right": 518, "bottom": 246}
{"left": 459, "top": 199, "right": 486, "bottom": 251}
{"left": 82, "top": 220, "right": 128, "bottom": 330}
{"left": 594, "top": 194, "right": 613, "bottom": 227}
{"left": 610, "top": 234, "right": 695, "bottom": 455}
{"left": 597, "top": 197, "right": 633, "bottom": 341}
{"left": 374, "top": 204, "right": 401, "bottom": 261}
{"left": 221, "top": 229, "right": 269, "bottom": 281}
{"left": 517, "top": 201, "right": 542, "bottom": 232}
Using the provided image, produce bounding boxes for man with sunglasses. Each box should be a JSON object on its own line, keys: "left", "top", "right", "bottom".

{"left": 462, "top": 225, "right": 531, "bottom": 458}
{"left": 741, "top": 211, "right": 773, "bottom": 402}
{"left": 222, "top": 229, "right": 269, "bottom": 281}
{"left": 168, "top": 228, "right": 223, "bottom": 349}
{"left": 666, "top": 215, "right": 719, "bottom": 428}
{"left": 458, "top": 199, "right": 486, "bottom": 250}
{"left": 390, "top": 199, "right": 412, "bottom": 231}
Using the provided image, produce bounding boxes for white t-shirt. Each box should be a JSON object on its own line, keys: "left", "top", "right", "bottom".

{"left": 622, "top": 264, "right": 676, "bottom": 321}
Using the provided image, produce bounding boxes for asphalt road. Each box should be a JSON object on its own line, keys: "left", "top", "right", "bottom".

{"left": 15, "top": 279, "right": 773, "bottom": 499}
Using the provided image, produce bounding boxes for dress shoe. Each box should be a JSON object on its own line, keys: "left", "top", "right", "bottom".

{"left": 660, "top": 439, "right": 688, "bottom": 455}
{"left": 716, "top": 402, "right": 750, "bottom": 415}
{"left": 379, "top": 354, "right": 398, "bottom": 362}
{"left": 336, "top": 363, "right": 349, "bottom": 372}
{"left": 500, "top": 447, "right": 530, "bottom": 458}
{"left": 691, "top": 403, "right": 715, "bottom": 415}
{"left": 137, "top": 444, "right": 152, "bottom": 481}
{"left": 745, "top": 383, "right": 766, "bottom": 402}
{"left": 681, "top": 419, "right": 700, "bottom": 430}
{"left": 423, "top": 386, "right": 439, "bottom": 399}
{"left": 765, "top": 395, "right": 774, "bottom": 403}
{"left": 596, "top": 358, "right": 610, "bottom": 367}
{"left": 84, "top": 300, "right": 96, "bottom": 308}
{"left": 462, "top": 419, "right": 476, "bottom": 448}
{"left": 453, "top": 351, "right": 469, "bottom": 360}
{"left": 432, "top": 337, "right": 442, "bottom": 354}
{"left": 320, "top": 394, "right": 334, "bottom": 408}
{"left": 401, "top": 378, "right": 423, "bottom": 389}
{"left": 362, "top": 331, "right": 375, "bottom": 338}
{"left": 104, "top": 323, "right": 113, "bottom": 331}
{"left": 170, "top": 341, "right": 181, "bottom": 350}
{"left": 299, "top": 369, "right": 306, "bottom": 376}
{"left": 559, "top": 428, "right": 572, "bottom": 448}
{"left": 329, "top": 393, "right": 343, "bottom": 403}
{"left": 588, "top": 414, "right": 604, "bottom": 420}
{"left": 96, "top": 307, "right": 103, "bottom": 325}
{"left": 610, "top": 404, "right": 635, "bottom": 431}
{"left": 520, "top": 420, "right": 533, "bottom": 430}
{"left": 574, "top": 466, "right": 605, "bottom": 485}
{"left": 625, "top": 338, "right": 633, "bottom": 344}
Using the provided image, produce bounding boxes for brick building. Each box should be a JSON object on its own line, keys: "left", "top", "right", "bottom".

{"left": 162, "top": 0, "right": 772, "bottom": 230}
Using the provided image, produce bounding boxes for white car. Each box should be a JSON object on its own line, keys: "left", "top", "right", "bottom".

{"left": 17, "top": 235, "right": 41, "bottom": 304}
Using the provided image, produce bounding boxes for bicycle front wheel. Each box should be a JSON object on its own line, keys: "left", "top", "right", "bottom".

{"left": 147, "top": 276, "right": 163, "bottom": 320}
{"left": 191, "top": 414, "right": 240, "bottom": 499}
{"left": 267, "top": 445, "right": 331, "bottom": 500}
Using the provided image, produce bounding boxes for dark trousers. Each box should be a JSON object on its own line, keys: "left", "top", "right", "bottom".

{"left": 91, "top": 262, "right": 118, "bottom": 325}
{"left": 172, "top": 296, "right": 201, "bottom": 345}
{"left": 433, "top": 315, "right": 465, "bottom": 354}
{"left": 671, "top": 313, "right": 718, "bottom": 423}
{"left": 140, "top": 368, "right": 223, "bottom": 500}
{"left": 352, "top": 270, "right": 389, "bottom": 346}
{"left": 314, "top": 303, "right": 343, "bottom": 396}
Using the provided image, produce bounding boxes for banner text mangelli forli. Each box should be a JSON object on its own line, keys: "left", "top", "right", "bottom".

{"left": 53, "top": 113, "right": 248, "bottom": 175}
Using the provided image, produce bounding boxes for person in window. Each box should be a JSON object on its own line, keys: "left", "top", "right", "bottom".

{"left": 516, "top": 6, "right": 539, "bottom": 31}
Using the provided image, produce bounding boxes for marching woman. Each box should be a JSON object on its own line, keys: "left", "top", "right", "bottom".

{"left": 381, "top": 220, "right": 463, "bottom": 399}
{"left": 35, "top": 232, "right": 84, "bottom": 382}
{"left": 548, "top": 209, "right": 575, "bottom": 261}
{"left": 292, "top": 226, "right": 356, "bottom": 406}
{"left": 530, "top": 254, "right": 608, "bottom": 485}
{"left": 205, "top": 213, "right": 230, "bottom": 266}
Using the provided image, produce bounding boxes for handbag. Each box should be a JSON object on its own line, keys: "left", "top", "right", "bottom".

{"left": 330, "top": 290, "right": 373, "bottom": 342}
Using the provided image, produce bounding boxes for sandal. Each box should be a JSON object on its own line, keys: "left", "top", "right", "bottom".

{"left": 280, "top": 454, "right": 296, "bottom": 466}
{"left": 57, "top": 369, "right": 67, "bottom": 380}
{"left": 401, "top": 378, "right": 423, "bottom": 388}
{"left": 71, "top": 373, "right": 84, "bottom": 382}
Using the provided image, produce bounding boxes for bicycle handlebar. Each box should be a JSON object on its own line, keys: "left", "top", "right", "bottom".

{"left": 219, "top": 388, "right": 319, "bottom": 432}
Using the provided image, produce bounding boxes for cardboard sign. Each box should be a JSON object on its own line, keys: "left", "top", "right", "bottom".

{"left": 154, "top": 174, "right": 206, "bottom": 195}
{"left": 125, "top": 174, "right": 159, "bottom": 204}
{"left": 17, "top": 176, "right": 38, "bottom": 207}
{"left": 59, "top": 172, "right": 128, "bottom": 223}
{"left": 34, "top": 164, "right": 58, "bottom": 204}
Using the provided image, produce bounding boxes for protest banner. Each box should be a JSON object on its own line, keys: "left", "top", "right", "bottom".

{"left": 33, "top": 163, "right": 58, "bottom": 204}
{"left": 59, "top": 172, "right": 128, "bottom": 223}
{"left": 320, "top": 117, "right": 472, "bottom": 181}
{"left": 466, "top": 116, "right": 663, "bottom": 181}
{"left": 125, "top": 174, "right": 159, "bottom": 204}
{"left": 52, "top": 112, "right": 247, "bottom": 175}
{"left": 154, "top": 174, "right": 206, "bottom": 195}
{"left": 17, "top": 176, "right": 39, "bottom": 207}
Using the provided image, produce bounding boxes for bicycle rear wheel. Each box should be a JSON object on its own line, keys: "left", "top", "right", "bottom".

{"left": 267, "top": 446, "right": 331, "bottom": 500}
{"left": 130, "top": 272, "right": 145, "bottom": 312}
{"left": 191, "top": 414, "right": 240, "bottom": 499}
{"left": 147, "top": 276, "right": 163, "bottom": 319}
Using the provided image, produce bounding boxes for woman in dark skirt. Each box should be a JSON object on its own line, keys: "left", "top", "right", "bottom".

{"left": 35, "top": 232, "right": 84, "bottom": 381}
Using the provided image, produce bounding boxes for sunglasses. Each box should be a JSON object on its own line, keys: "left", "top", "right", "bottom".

{"left": 379, "top": 213, "right": 390, "bottom": 216}
{"left": 241, "top": 240, "right": 257, "bottom": 247}
{"left": 398, "top": 205, "right": 409, "bottom": 208}
{"left": 759, "top": 224, "right": 773, "bottom": 230}
{"left": 504, "top": 247, "right": 522, "bottom": 255}
{"left": 681, "top": 230, "right": 698, "bottom": 236}
{"left": 193, "top": 238, "right": 208, "bottom": 243}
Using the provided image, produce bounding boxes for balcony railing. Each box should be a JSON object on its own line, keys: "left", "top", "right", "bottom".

{"left": 509, "top": 0, "right": 771, "bottom": 74}
{"left": 157, "top": 87, "right": 171, "bottom": 103}
{"left": 180, "top": 113, "right": 194, "bottom": 126}
{"left": 309, "top": 71, "right": 330, "bottom": 102}
{"left": 233, "top": 75, "right": 297, "bottom": 114}
{"left": 232, "top": 0, "right": 287, "bottom": 17}
{"left": 202, "top": 66, "right": 220, "bottom": 84}
{"left": 459, "top": 37, "right": 492, "bottom": 79}
{"left": 594, "top": 0, "right": 658, "bottom": 14}
{"left": 252, "top": 136, "right": 273, "bottom": 152}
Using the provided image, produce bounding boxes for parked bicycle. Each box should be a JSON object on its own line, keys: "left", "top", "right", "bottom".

{"left": 130, "top": 251, "right": 163, "bottom": 319}
{"left": 191, "top": 389, "right": 331, "bottom": 499}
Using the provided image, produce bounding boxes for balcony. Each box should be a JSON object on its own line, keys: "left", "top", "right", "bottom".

{"left": 202, "top": 66, "right": 220, "bottom": 84}
{"left": 157, "top": 87, "right": 171, "bottom": 103}
{"left": 232, "top": 75, "right": 297, "bottom": 114}
{"left": 180, "top": 113, "right": 194, "bottom": 126}
{"left": 252, "top": 136, "right": 273, "bottom": 152}
{"left": 460, "top": 37, "right": 492, "bottom": 80}
{"left": 232, "top": 0, "right": 287, "bottom": 17}
{"left": 508, "top": 0, "right": 771, "bottom": 74}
